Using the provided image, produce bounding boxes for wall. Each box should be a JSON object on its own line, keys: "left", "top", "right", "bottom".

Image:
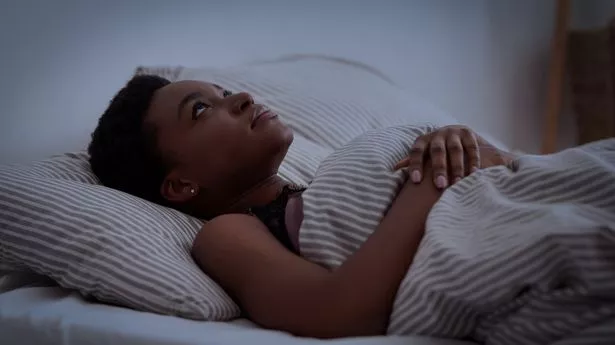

{"left": 0, "top": 0, "right": 558, "bottom": 163}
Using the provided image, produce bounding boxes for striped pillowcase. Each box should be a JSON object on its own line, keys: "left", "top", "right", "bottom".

{"left": 0, "top": 139, "right": 327, "bottom": 319}
{"left": 0, "top": 152, "right": 239, "bottom": 320}
{"left": 177, "top": 59, "right": 458, "bottom": 151}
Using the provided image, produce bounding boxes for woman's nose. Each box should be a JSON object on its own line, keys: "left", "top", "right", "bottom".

{"left": 231, "top": 92, "right": 254, "bottom": 115}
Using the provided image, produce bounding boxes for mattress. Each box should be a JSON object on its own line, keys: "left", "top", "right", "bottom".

{"left": 0, "top": 282, "right": 474, "bottom": 345}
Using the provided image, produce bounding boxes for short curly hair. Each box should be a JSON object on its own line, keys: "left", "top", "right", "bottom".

{"left": 88, "top": 75, "right": 172, "bottom": 206}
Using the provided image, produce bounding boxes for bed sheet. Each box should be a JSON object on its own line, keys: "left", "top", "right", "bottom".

{"left": 0, "top": 285, "right": 475, "bottom": 345}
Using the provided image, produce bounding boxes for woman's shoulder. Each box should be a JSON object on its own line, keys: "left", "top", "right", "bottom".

{"left": 192, "top": 213, "right": 280, "bottom": 262}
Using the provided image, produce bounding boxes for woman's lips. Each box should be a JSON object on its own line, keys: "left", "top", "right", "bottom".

{"left": 251, "top": 110, "right": 278, "bottom": 128}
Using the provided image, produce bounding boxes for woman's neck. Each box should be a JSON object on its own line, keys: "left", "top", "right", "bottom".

{"left": 223, "top": 175, "right": 289, "bottom": 214}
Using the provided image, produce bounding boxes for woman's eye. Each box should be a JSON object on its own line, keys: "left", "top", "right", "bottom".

{"left": 223, "top": 90, "right": 233, "bottom": 97}
{"left": 192, "top": 101, "right": 211, "bottom": 120}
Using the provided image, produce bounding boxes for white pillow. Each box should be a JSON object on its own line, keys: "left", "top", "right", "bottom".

{"left": 179, "top": 54, "right": 460, "bottom": 150}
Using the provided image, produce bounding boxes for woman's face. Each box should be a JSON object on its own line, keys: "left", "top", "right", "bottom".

{"left": 146, "top": 80, "right": 293, "bottom": 214}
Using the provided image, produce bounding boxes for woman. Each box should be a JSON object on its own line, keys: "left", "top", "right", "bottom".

{"left": 88, "top": 75, "right": 513, "bottom": 338}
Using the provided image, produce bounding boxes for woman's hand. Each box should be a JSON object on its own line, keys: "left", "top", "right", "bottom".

{"left": 395, "top": 125, "right": 480, "bottom": 189}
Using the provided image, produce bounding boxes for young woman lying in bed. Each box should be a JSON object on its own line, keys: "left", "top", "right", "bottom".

{"left": 87, "top": 75, "right": 533, "bottom": 338}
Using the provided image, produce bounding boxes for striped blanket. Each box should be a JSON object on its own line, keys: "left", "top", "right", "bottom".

{"left": 298, "top": 125, "right": 615, "bottom": 344}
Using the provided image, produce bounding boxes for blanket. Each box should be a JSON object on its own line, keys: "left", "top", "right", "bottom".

{"left": 298, "top": 125, "right": 615, "bottom": 345}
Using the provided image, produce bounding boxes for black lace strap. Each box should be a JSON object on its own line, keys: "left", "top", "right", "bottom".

{"left": 248, "top": 184, "right": 306, "bottom": 254}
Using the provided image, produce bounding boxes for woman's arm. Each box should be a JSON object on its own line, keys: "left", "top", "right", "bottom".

{"left": 192, "top": 176, "right": 441, "bottom": 338}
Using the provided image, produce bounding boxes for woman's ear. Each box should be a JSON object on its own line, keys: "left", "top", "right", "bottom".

{"left": 160, "top": 174, "right": 199, "bottom": 203}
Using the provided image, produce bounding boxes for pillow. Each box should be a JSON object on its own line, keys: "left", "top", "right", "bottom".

{"left": 0, "top": 143, "right": 328, "bottom": 321}
{"left": 0, "top": 152, "right": 239, "bottom": 319}
{"left": 0, "top": 56, "right": 454, "bottom": 320}
{"left": 176, "top": 55, "right": 460, "bottom": 150}
{"left": 178, "top": 55, "right": 507, "bottom": 150}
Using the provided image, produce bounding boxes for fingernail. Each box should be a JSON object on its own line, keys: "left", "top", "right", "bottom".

{"left": 411, "top": 170, "right": 421, "bottom": 183}
{"left": 471, "top": 166, "right": 479, "bottom": 172}
{"left": 454, "top": 177, "right": 461, "bottom": 183}
{"left": 436, "top": 175, "right": 448, "bottom": 189}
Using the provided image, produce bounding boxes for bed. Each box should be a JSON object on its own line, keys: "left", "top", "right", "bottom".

{"left": 0, "top": 55, "right": 489, "bottom": 345}
{"left": 0, "top": 276, "right": 471, "bottom": 345}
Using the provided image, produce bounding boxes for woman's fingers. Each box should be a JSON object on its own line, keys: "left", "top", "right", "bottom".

{"left": 397, "top": 126, "right": 481, "bottom": 188}
{"left": 394, "top": 135, "right": 429, "bottom": 184}
{"left": 446, "top": 133, "right": 464, "bottom": 183}
{"left": 429, "top": 134, "right": 448, "bottom": 189}
{"left": 406, "top": 137, "right": 428, "bottom": 183}
{"left": 460, "top": 127, "right": 480, "bottom": 171}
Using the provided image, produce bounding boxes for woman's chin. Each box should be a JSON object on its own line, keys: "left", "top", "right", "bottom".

{"left": 282, "top": 126, "right": 294, "bottom": 146}
{"left": 271, "top": 122, "right": 294, "bottom": 148}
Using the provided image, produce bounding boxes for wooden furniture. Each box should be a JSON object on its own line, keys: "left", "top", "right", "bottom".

{"left": 542, "top": 0, "right": 570, "bottom": 154}
{"left": 543, "top": 0, "right": 615, "bottom": 153}
{"left": 568, "top": 17, "right": 615, "bottom": 146}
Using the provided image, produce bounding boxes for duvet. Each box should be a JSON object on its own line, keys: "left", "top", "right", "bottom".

{"left": 299, "top": 125, "right": 615, "bottom": 345}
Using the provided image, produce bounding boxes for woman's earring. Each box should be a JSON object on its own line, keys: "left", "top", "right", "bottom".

{"left": 190, "top": 188, "right": 196, "bottom": 195}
